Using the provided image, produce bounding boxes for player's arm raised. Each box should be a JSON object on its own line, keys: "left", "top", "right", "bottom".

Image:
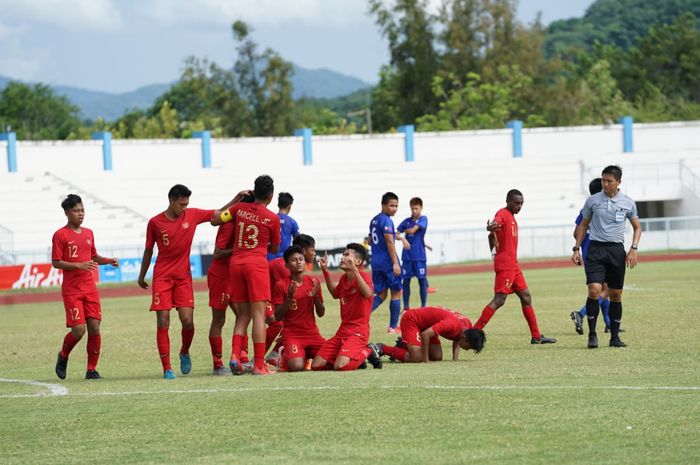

{"left": 211, "top": 189, "right": 252, "bottom": 225}
{"left": 274, "top": 281, "right": 298, "bottom": 321}
{"left": 346, "top": 255, "right": 373, "bottom": 298}
{"left": 318, "top": 252, "right": 338, "bottom": 298}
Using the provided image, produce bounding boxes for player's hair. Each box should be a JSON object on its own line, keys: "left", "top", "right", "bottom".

{"left": 346, "top": 242, "right": 367, "bottom": 265}
{"left": 381, "top": 192, "right": 398, "bottom": 205}
{"left": 464, "top": 328, "right": 486, "bottom": 353}
{"left": 602, "top": 165, "right": 623, "bottom": 181}
{"left": 293, "top": 234, "right": 316, "bottom": 249}
{"left": 254, "top": 175, "right": 274, "bottom": 200}
{"left": 506, "top": 189, "right": 523, "bottom": 201}
{"left": 283, "top": 245, "right": 304, "bottom": 262}
{"left": 409, "top": 197, "right": 423, "bottom": 207}
{"left": 61, "top": 194, "right": 82, "bottom": 211}
{"left": 168, "top": 184, "right": 192, "bottom": 200}
{"left": 589, "top": 178, "right": 603, "bottom": 195}
{"left": 278, "top": 192, "right": 294, "bottom": 209}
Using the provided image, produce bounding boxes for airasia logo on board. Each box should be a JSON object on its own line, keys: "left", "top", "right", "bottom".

{"left": 11, "top": 264, "right": 63, "bottom": 289}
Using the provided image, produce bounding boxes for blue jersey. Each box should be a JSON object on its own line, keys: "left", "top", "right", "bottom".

{"left": 575, "top": 210, "right": 590, "bottom": 260}
{"left": 397, "top": 215, "right": 428, "bottom": 262}
{"left": 369, "top": 212, "right": 397, "bottom": 271}
{"left": 267, "top": 213, "right": 299, "bottom": 260}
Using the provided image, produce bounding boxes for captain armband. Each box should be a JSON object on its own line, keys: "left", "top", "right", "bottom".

{"left": 220, "top": 210, "right": 233, "bottom": 223}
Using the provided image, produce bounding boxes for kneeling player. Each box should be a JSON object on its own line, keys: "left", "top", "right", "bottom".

{"left": 272, "top": 245, "right": 326, "bottom": 372}
{"left": 373, "top": 306, "right": 485, "bottom": 363}
{"left": 312, "top": 243, "right": 381, "bottom": 371}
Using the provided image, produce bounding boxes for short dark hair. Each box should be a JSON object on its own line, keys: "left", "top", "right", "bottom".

{"left": 278, "top": 192, "right": 294, "bottom": 209}
{"left": 283, "top": 245, "right": 304, "bottom": 262}
{"left": 168, "top": 184, "right": 192, "bottom": 200}
{"left": 602, "top": 165, "right": 622, "bottom": 181}
{"left": 346, "top": 242, "right": 367, "bottom": 265}
{"left": 293, "top": 234, "right": 316, "bottom": 249}
{"left": 464, "top": 328, "right": 486, "bottom": 353}
{"left": 506, "top": 189, "right": 523, "bottom": 201}
{"left": 589, "top": 178, "right": 603, "bottom": 195}
{"left": 254, "top": 175, "right": 274, "bottom": 200}
{"left": 61, "top": 194, "right": 82, "bottom": 211}
{"left": 409, "top": 197, "right": 423, "bottom": 207}
{"left": 381, "top": 192, "right": 398, "bottom": 205}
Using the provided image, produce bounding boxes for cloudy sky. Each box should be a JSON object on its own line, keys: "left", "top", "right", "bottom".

{"left": 0, "top": 0, "right": 593, "bottom": 93}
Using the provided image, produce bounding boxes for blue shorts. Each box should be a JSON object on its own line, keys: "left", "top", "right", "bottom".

{"left": 402, "top": 261, "right": 427, "bottom": 279}
{"left": 372, "top": 269, "right": 403, "bottom": 293}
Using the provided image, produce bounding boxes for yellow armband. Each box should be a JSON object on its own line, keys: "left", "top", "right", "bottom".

{"left": 220, "top": 210, "right": 233, "bottom": 223}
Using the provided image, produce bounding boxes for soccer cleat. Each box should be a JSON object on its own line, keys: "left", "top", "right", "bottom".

{"left": 304, "top": 358, "right": 313, "bottom": 371}
{"left": 367, "top": 344, "right": 383, "bottom": 369}
{"left": 252, "top": 365, "right": 275, "bottom": 376}
{"left": 570, "top": 311, "right": 584, "bottom": 335}
{"left": 531, "top": 335, "right": 557, "bottom": 344}
{"left": 229, "top": 356, "right": 244, "bottom": 376}
{"left": 358, "top": 360, "right": 368, "bottom": 369}
{"left": 85, "top": 370, "right": 102, "bottom": 380}
{"left": 55, "top": 353, "right": 68, "bottom": 380}
{"left": 427, "top": 286, "right": 438, "bottom": 294}
{"left": 394, "top": 336, "right": 406, "bottom": 349}
{"left": 588, "top": 334, "right": 599, "bottom": 349}
{"left": 212, "top": 366, "right": 230, "bottom": 376}
{"left": 609, "top": 338, "right": 627, "bottom": 348}
{"left": 387, "top": 327, "right": 400, "bottom": 334}
{"left": 163, "top": 369, "right": 177, "bottom": 380}
{"left": 240, "top": 350, "right": 250, "bottom": 364}
{"left": 179, "top": 353, "right": 192, "bottom": 375}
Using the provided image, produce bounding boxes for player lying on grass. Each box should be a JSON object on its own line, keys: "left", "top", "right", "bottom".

{"left": 311, "top": 243, "right": 382, "bottom": 371}
{"left": 370, "top": 306, "right": 485, "bottom": 363}
{"left": 271, "top": 245, "right": 326, "bottom": 372}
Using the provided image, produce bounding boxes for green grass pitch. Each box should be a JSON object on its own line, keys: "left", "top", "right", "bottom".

{"left": 1, "top": 260, "right": 699, "bottom": 465}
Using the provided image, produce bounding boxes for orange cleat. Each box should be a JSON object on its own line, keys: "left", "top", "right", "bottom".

{"left": 252, "top": 365, "right": 276, "bottom": 376}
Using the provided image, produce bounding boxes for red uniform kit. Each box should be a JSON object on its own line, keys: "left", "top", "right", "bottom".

{"left": 146, "top": 208, "right": 214, "bottom": 310}
{"left": 492, "top": 207, "right": 527, "bottom": 294}
{"left": 400, "top": 307, "right": 473, "bottom": 346}
{"left": 207, "top": 221, "right": 235, "bottom": 310}
{"left": 316, "top": 271, "right": 373, "bottom": 363}
{"left": 226, "top": 203, "right": 281, "bottom": 302}
{"left": 272, "top": 275, "right": 325, "bottom": 361}
{"left": 51, "top": 226, "right": 100, "bottom": 326}
{"left": 265, "top": 256, "right": 288, "bottom": 350}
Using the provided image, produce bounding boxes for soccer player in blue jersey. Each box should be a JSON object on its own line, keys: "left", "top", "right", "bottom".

{"left": 369, "top": 192, "right": 403, "bottom": 333}
{"left": 267, "top": 192, "right": 299, "bottom": 260}
{"left": 397, "top": 197, "right": 429, "bottom": 310}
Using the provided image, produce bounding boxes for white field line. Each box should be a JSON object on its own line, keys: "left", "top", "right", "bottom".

{"left": 2, "top": 381, "right": 698, "bottom": 399}
{"left": 0, "top": 378, "right": 69, "bottom": 398}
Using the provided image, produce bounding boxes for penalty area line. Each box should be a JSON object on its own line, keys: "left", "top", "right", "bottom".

{"left": 0, "top": 378, "right": 69, "bottom": 398}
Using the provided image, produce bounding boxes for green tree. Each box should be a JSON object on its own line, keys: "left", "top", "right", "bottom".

{"left": 0, "top": 82, "right": 81, "bottom": 140}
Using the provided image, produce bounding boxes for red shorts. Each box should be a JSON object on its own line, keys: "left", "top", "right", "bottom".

{"left": 230, "top": 262, "right": 270, "bottom": 303}
{"left": 207, "top": 273, "right": 231, "bottom": 310}
{"left": 494, "top": 268, "right": 528, "bottom": 294}
{"left": 316, "top": 332, "right": 368, "bottom": 364}
{"left": 400, "top": 311, "right": 440, "bottom": 347}
{"left": 63, "top": 292, "right": 102, "bottom": 327}
{"left": 150, "top": 278, "right": 194, "bottom": 311}
{"left": 282, "top": 331, "right": 326, "bottom": 360}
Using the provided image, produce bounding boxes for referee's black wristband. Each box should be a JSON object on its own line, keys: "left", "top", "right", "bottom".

{"left": 630, "top": 245, "right": 638, "bottom": 250}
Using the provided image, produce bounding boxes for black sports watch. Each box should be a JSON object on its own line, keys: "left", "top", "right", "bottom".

{"left": 572, "top": 246, "right": 580, "bottom": 252}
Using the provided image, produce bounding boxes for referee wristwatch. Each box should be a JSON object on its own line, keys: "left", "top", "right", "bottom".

{"left": 572, "top": 246, "right": 580, "bottom": 252}
{"left": 630, "top": 244, "right": 638, "bottom": 250}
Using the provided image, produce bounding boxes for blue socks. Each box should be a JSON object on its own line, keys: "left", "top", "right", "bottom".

{"left": 402, "top": 279, "right": 411, "bottom": 309}
{"left": 372, "top": 295, "right": 383, "bottom": 312}
{"left": 580, "top": 297, "right": 611, "bottom": 326}
{"left": 418, "top": 279, "right": 428, "bottom": 307}
{"left": 389, "top": 299, "right": 401, "bottom": 328}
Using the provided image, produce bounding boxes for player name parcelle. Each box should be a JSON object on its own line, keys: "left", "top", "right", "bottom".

{"left": 237, "top": 210, "right": 260, "bottom": 222}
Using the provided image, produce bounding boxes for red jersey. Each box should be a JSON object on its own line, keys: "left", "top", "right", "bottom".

{"left": 411, "top": 306, "right": 472, "bottom": 341}
{"left": 208, "top": 221, "right": 235, "bottom": 279}
{"left": 268, "top": 257, "right": 289, "bottom": 287}
{"left": 51, "top": 226, "right": 97, "bottom": 296}
{"left": 271, "top": 275, "right": 324, "bottom": 336}
{"left": 333, "top": 270, "right": 373, "bottom": 337}
{"left": 492, "top": 207, "right": 519, "bottom": 271}
{"left": 226, "top": 203, "right": 281, "bottom": 266}
{"left": 145, "top": 208, "right": 214, "bottom": 280}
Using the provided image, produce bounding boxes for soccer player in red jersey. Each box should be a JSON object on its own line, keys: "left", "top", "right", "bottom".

{"left": 212, "top": 175, "right": 281, "bottom": 376}
{"left": 311, "top": 243, "right": 382, "bottom": 371}
{"left": 371, "top": 306, "right": 485, "bottom": 363}
{"left": 474, "top": 189, "right": 557, "bottom": 344}
{"left": 271, "top": 245, "right": 326, "bottom": 372}
{"left": 52, "top": 194, "right": 118, "bottom": 380}
{"left": 138, "top": 184, "right": 242, "bottom": 379}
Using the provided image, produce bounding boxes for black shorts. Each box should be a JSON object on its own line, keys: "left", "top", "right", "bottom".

{"left": 584, "top": 241, "right": 626, "bottom": 289}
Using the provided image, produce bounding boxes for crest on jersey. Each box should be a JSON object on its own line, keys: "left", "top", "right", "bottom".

{"left": 182, "top": 222, "right": 190, "bottom": 229}
{"left": 86, "top": 239, "right": 92, "bottom": 245}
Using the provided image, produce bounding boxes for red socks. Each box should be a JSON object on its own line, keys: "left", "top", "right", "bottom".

{"left": 253, "top": 342, "right": 266, "bottom": 370}
{"left": 381, "top": 346, "right": 409, "bottom": 362}
{"left": 180, "top": 327, "right": 194, "bottom": 355}
{"left": 86, "top": 334, "right": 101, "bottom": 370}
{"left": 475, "top": 305, "right": 496, "bottom": 330}
{"left": 231, "top": 334, "right": 244, "bottom": 361}
{"left": 209, "top": 336, "right": 223, "bottom": 369}
{"left": 156, "top": 327, "right": 171, "bottom": 371}
{"left": 337, "top": 347, "right": 372, "bottom": 371}
{"left": 60, "top": 332, "right": 80, "bottom": 359}
{"left": 521, "top": 305, "right": 541, "bottom": 339}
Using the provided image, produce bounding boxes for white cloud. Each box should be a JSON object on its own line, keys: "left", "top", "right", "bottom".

{"left": 0, "top": 21, "right": 47, "bottom": 81}
{"left": 0, "top": 0, "right": 122, "bottom": 31}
